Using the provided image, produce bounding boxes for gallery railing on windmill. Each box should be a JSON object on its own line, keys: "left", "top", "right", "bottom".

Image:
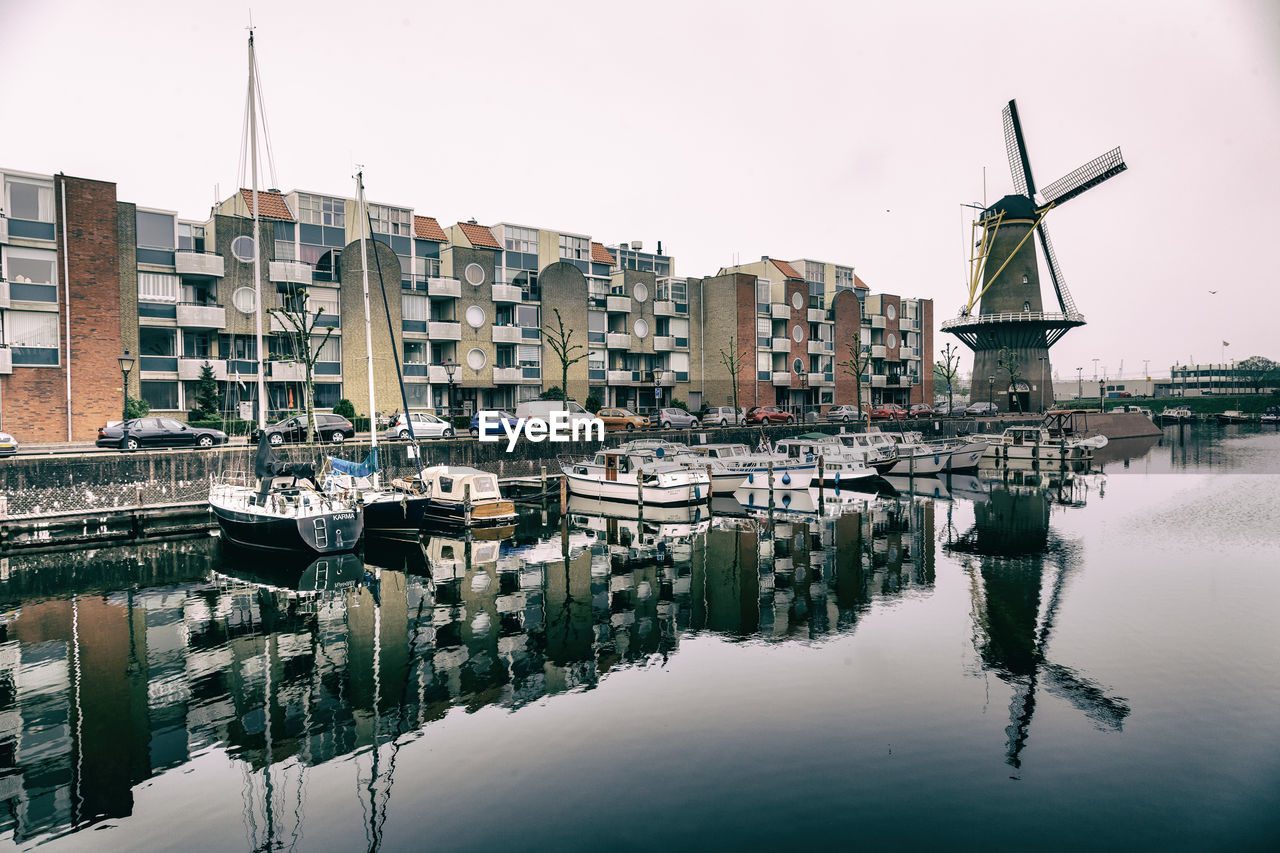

{"left": 941, "top": 309, "right": 1086, "bottom": 349}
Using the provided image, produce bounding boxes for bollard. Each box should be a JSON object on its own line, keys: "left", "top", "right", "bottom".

{"left": 817, "top": 454, "right": 825, "bottom": 506}
{"left": 637, "top": 475, "right": 645, "bottom": 519}
{"left": 560, "top": 471, "right": 568, "bottom": 506}
{"left": 704, "top": 464, "right": 714, "bottom": 508}
{"left": 136, "top": 485, "right": 145, "bottom": 507}
{"left": 767, "top": 459, "right": 775, "bottom": 513}
{"left": 463, "top": 483, "right": 472, "bottom": 527}
{"left": 540, "top": 465, "right": 547, "bottom": 492}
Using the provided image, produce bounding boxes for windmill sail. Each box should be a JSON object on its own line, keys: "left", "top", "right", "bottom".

{"left": 1002, "top": 100, "right": 1037, "bottom": 197}
{"left": 1034, "top": 221, "right": 1078, "bottom": 317}
{"left": 1040, "top": 148, "right": 1127, "bottom": 208}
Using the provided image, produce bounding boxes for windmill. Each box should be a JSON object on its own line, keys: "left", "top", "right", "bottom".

{"left": 943, "top": 100, "right": 1128, "bottom": 412}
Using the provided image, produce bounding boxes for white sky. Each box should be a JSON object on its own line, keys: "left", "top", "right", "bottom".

{"left": 4, "top": 0, "right": 1277, "bottom": 380}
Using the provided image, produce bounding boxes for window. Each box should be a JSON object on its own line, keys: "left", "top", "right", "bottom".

{"left": 757, "top": 318, "right": 770, "bottom": 346}
{"left": 182, "top": 332, "right": 213, "bottom": 358}
{"left": 5, "top": 177, "right": 53, "bottom": 222}
{"left": 313, "top": 335, "right": 340, "bottom": 363}
{"left": 834, "top": 266, "right": 855, "bottom": 290}
{"left": 140, "top": 328, "right": 176, "bottom": 356}
{"left": 297, "top": 194, "right": 345, "bottom": 227}
{"left": 402, "top": 293, "right": 429, "bottom": 322}
{"left": 516, "top": 304, "right": 540, "bottom": 328}
{"left": 220, "top": 335, "right": 258, "bottom": 361}
{"left": 368, "top": 203, "right": 410, "bottom": 236}
{"left": 805, "top": 262, "right": 826, "bottom": 284}
{"left": 4, "top": 246, "right": 58, "bottom": 301}
{"left": 559, "top": 234, "right": 588, "bottom": 260}
{"left": 178, "top": 223, "right": 206, "bottom": 252}
{"left": 136, "top": 211, "right": 176, "bottom": 249}
{"left": 314, "top": 383, "right": 341, "bottom": 409}
{"left": 756, "top": 279, "right": 771, "bottom": 312}
{"left": 308, "top": 287, "right": 340, "bottom": 317}
{"left": 504, "top": 226, "right": 538, "bottom": 254}
{"left": 886, "top": 303, "right": 896, "bottom": 321}
{"left": 7, "top": 311, "right": 59, "bottom": 365}
{"left": 139, "top": 272, "right": 179, "bottom": 303}
{"left": 141, "top": 381, "right": 179, "bottom": 410}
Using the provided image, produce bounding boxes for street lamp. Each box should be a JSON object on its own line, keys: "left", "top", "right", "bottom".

{"left": 442, "top": 359, "right": 458, "bottom": 420}
{"left": 988, "top": 374, "right": 995, "bottom": 410}
{"left": 1076, "top": 366, "right": 1084, "bottom": 401}
{"left": 118, "top": 350, "right": 135, "bottom": 423}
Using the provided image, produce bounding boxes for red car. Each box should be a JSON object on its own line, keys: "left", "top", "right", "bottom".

{"left": 909, "top": 404, "right": 934, "bottom": 417}
{"left": 745, "top": 406, "right": 795, "bottom": 424}
{"left": 869, "top": 404, "right": 909, "bottom": 420}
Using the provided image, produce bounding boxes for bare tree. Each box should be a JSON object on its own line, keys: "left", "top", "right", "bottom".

{"left": 267, "top": 285, "right": 335, "bottom": 443}
{"left": 543, "top": 307, "right": 587, "bottom": 403}
{"left": 719, "top": 338, "right": 751, "bottom": 418}
{"left": 838, "top": 333, "right": 871, "bottom": 428}
{"left": 997, "top": 346, "right": 1024, "bottom": 414}
{"left": 935, "top": 341, "right": 961, "bottom": 416}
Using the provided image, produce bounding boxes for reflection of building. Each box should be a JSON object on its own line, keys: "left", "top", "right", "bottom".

{"left": 0, "top": 497, "right": 934, "bottom": 843}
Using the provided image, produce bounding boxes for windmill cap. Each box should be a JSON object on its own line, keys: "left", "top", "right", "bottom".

{"left": 984, "top": 194, "right": 1038, "bottom": 220}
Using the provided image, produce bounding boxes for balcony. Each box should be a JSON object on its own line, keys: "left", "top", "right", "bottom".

{"left": 428, "top": 321, "right": 462, "bottom": 340}
{"left": 900, "top": 375, "right": 914, "bottom": 387}
{"left": 176, "top": 303, "right": 226, "bottom": 329}
{"left": 0, "top": 216, "right": 7, "bottom": 244}
{"left": 427, "top": 277, "right": 461, "bottom": 298}
{"left": 270, "top": 361, "right": 306, "bottom": 382}
{"left": 175, "top": 251, "right": 225, "bottom": 278}
{"left": 607, "top": 369, "right": 634, "bottom": 384}
{"left": 807, "top": 372, "right": 833, "bottom": 387}
{"left": 494, "top": 367, "right": 521, "bottom": 384}
{"left": 425, "top": 364, "right": 451, "bottom": 384}
{"left": 871, "top": 345, "right": 887, "bottom": 359}
{"left": 606, "top": 332, "right": 631, "bottom": 349}
{"left": 178, "top": 358, "right": 227, "bottom": 381}
{"left": 606, "top": 295, "right": 631, "bottom": 313}
{"left": 871, "top": 375, "right": 887, "bottom": 388}
{"left": 492, "top": 284, "right": 523, "bottom": 303}
{"left": 771, "top": 371, "right": 792, "bottom": 386}
{"left": 771, "top": 337, "right": 791, "bottom": 353}
{"left": 139, "top": 356, "right": 178, "bottom": 374}
{"left": 492, "top": 325, "right": 522, "bottom": 344}
{"left": 0, "top": 279, "right": 8, "bottom": 309}
{"left": 870, "top": 315, "right": 886, "bottom": 329}
{"left": 770, "top": 303, "right": 790, "bottom": 319}
{"left": 653, "top": 300, "right": 676, "bottom": 317}
{"left": 269, "top": 260, "right": 313, "bottom": 284}
{"left": 901, "top": 346, "right": 919, "bottom": 360}
{"left": 659, "top": 370, "right": 676, "bottom": 387}
{"left": 807, "top": 308, "right": 826, "bottom": 323}
{"left": 808, "top": 339, "right": 833, "bottom": 355}
{"left": 653, "top": 335, "right": 675, "bottom": 352}
{"left": 0, "top": 347, "right": 11, "bottom": 375}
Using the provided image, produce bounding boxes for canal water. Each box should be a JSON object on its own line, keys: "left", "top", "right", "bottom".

{"left": 1, "top": 424, "right": 1277, "bottom": 850}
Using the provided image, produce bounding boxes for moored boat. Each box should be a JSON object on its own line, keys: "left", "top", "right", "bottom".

{"left": 389, "top": 466, "right": 517, "bottom": 530}
{"left": 617, "top": 438, "right": 747, "bottom": 494}
{"left": 686, "top": 443, "right": 816, "bottom": 491}
{"left": 774, "top": 435, "right": 879, "bottom": 488}
{"left": 1216, "top": 410, "right": 1250, "bottom": 424}
{"left": 982, "top": 425, "right": 1100, "bottom": 462}
{"left": 561, "top": 448, "right": 711, "bottom": 505}
{"left": 1156, "top": 406, "right": 1195, "bottom": 424}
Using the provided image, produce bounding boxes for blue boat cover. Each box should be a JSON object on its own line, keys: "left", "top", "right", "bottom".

{"left": 330, "top": 448, "right": 379, "bottom": 478}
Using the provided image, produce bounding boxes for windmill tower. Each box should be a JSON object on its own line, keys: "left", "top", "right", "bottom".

{"left": 943, "top": 100, "right": 1128, "bottom": 412}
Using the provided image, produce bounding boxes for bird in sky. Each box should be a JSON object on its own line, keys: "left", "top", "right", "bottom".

{"left": 1208, "top": 290, "right": 1218, "bottom": 294}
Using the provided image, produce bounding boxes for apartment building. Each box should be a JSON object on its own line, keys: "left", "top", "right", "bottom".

{"left": 1, "top": 163, "right": 933, "bottom": 442}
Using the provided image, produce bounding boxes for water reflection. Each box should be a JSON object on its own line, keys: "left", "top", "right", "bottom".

{"left": 944, "top": 473, "right": 1128, "bottom": 772}
{"left": 3, "top": 472, "right": 1138, "bottom": 847}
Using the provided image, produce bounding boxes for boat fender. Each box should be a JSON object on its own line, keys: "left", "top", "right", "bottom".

{"left": 746, "top": 492, "right": 756, "bottom": 506}
{"left": 782, "top": 492, "right": 791, "bottom": 507}
{"left": 747, "top": 472, "right": 755, "bottom": 485}
{"left": 782, "top": 472, "right": 792, "bottom": 485}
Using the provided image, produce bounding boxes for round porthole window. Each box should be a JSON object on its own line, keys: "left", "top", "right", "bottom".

{"left": 634, "top": 282, "right": 648, "bottom": 303}
{"left": 467, "top": 348, "right": 486, "bottom": 370}
{"left": 231, "top": 235, "right": 256, "bottom": 263}
{"left": 633, "top": 318, "right": 649, "bottom": 339}
{"left": 791, "top": 291, "right": 803, "bottom": 310}
{"left": 886, "top": 303, "right": 897, "bottom": 321}
{"left": 793, "top": 357, "right": 804, "bottom": 374}
{"left": 464, "top": 263, "right": 485, "bottom": 286}
{"left": 466, "top": 305, "right": 485, "bottom": 328}
{"left": 887, "top": 333, "right": 897, "bottom": 349}
{"left": 232, "top": 286, "right": 256, "bottom": 314}
{"left": 792, "top": 324, "right": 804, "bottom": 343}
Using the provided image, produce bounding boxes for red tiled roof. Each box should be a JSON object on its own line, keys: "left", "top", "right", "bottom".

{"left": 414, "top": 215, "right": 448, "bottom": 242}
{"left": 853, "top": 273, "right": 870, "bottom": 290}
{"left": 772, "top": 258, "right": 803, "bottom": 280}
{"left": 457, "top": 222, "right": 502, "bottom": 249}
{"left": 591, "top": 242, "right": 615, "bottom": 265}
{"left": 238, "top": 188, "right": 294, "bottom": 221}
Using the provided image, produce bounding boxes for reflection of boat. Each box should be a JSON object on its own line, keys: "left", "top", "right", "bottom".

{"left": 561, "top": 449, "right": 711, "bottom": 505}
{"left": 423, "top": 536, "right": 502, "bottom": 579}
{"left": 947, "top": 473, "right": 991, "bottom": 503}
{"left": 216, "top": 539, "right": 366, "bottom": 591}
{"left": 883, "top": 475, "right": 951, "bottom": 499}
{"left": 736, "top": 487, "right": 818, "bottom": 517}
{"left": 566, "top": 494, "right": 708, "bottom": 523}
{"left": 570, "top": 510, "right": 709, "bottom": 566}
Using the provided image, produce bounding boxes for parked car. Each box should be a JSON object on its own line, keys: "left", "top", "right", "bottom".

{"left": 704, "top": 405, "right": 745, "bottom": 427}
{"left": 910, "top": 403, "right": 935, "bottom": 417}
{"left": 97, "top": 417, "right": 228, "bottom": 450}
{"left": 386, "top": 412, "right": 454, "bottom": 440}
{"left": 515, "top": 400, "right": 598, "bottom": 433}
{"left": 869, "top": 404, "right": 909, "bottom": 420}
{"left": 252, "top": 413, "right": 355, "bottom": 446}
{"left": 933, "top": 402, "right": 956, "bottom": 416}
{"left": 745, "top": 406, "right": 795, "bottom": 425}
{"left": 964, "top": 402, "right": 999, "bottom": 416}
{"left": 595, "top": 407, "right": 647, "bottom": 431}
{"left": 470, "top": 410, "right": 519, "bottom": 438}
{"left": 649, "top": 408, "right": 700, "bottom": 429}
{"left": 825, "top": 405, "right": 862, "bottom": 423}
{"left": 0, "top": 430, "right": 20, "bottom": 457}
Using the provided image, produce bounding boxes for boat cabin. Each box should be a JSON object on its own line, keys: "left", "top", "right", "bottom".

{"left": 1003, "top": 427, "right": 1053, "bottom": 446}
{"left": 416, "top": 466, "right": 503, "bottom": 502}
{"left": 690, "top": 443, "right": 751, "bottom": 460}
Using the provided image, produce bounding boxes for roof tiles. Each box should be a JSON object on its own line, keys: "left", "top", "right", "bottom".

{"left": 414, "top": 215, "right": 448, "bottom": 242}
{"left": 591, "top": 242, "right": 615, "bottom": 265}
{"left": 457, "top": 221, "right": 502, "bottom": 249}
{"left": 238, "top": 188, "right": 294, "bottom": 221}
{"left": 771, "top": 258, "right": 803, "bottom": 280}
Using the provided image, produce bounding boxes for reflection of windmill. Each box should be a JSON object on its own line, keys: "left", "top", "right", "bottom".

{"left": 944, "top": 99, "right": 1128, "bottom": 413}
{"left": 948, "top": 486, "right": 1130, "bottom": 770}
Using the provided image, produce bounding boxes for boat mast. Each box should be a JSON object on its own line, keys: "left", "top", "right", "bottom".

{"left": 356, "top": 171, "right": 380, "bottom": 489}
{"left": 248, "top": 31, "right": 266, "bottom": 431}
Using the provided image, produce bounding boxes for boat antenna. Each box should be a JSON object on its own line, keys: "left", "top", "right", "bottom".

{"left": 247, "top": 29, "right": 266, "bottom": 431}
{"left": 356, "top": 171, "right": 380, "bottom": 490}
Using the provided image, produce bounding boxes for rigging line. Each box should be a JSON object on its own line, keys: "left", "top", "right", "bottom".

{"left": 252, "top": 49, "right": 279, "bottom": 190}
{"left": 238, "top": 72, "right": 252, "bottom": 191}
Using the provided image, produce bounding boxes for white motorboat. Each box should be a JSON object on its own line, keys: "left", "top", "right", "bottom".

{"left": 982, "top": 426, "right": 1101, "bottom": 462}
{"left": 774, "top": 436, "right": 878, "bottom": 488}
{"left": 885, "top": 432, "right": 949, "bottom": 476}
{"left": 617, "top": 438, "right": 747, "bottom": 494}
{"left": 686, "top": 443, "right": 815, "bottom": 491}
{"left": 823, "top": 430, "right": 900, "bottom": 475}
{"left": 933, "top": 437, "right": 989, "bottom": 470}
{"left": 1155, "top": 406, "right": 1195, "bottom": 424}
{"left": 561, "top": 449, "right": 711, "bottom": 506}
{"left": 388, "top": 466, "right": 518, "bottom": 532}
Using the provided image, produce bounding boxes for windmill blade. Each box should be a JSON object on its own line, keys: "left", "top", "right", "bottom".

{"left": 1002, "top": 100, "right": 1037, "bottom": 197}
{"left": 1040, "top": 663, "right": 1130, "bottom": 731}
{"left": 1041, "top": 147, "right": 1128, "bottom": 208}
{"left": 1035, "top": 221, "right": 1078, "bottom": 316}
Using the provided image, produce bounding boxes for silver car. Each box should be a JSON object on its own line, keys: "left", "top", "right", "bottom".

{"left": 704, "top": 406, "right": 744, "bottom": 426}
{"left": 649, "top": 408, "right": 700, "bottom": 429}
{"left": 825, "top": 405, "right": 862, "bottom": 423}
{"left": 385, "top": 412, "right": 455, "bottom": 440}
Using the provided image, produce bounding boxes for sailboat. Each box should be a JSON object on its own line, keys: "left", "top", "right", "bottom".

{"left": 209, "top": 31, "right": 363, "bottom": 554}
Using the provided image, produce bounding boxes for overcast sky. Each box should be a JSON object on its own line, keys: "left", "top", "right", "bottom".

{"left": 4, "top": 0, "right": 1277, "bottom": 380}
